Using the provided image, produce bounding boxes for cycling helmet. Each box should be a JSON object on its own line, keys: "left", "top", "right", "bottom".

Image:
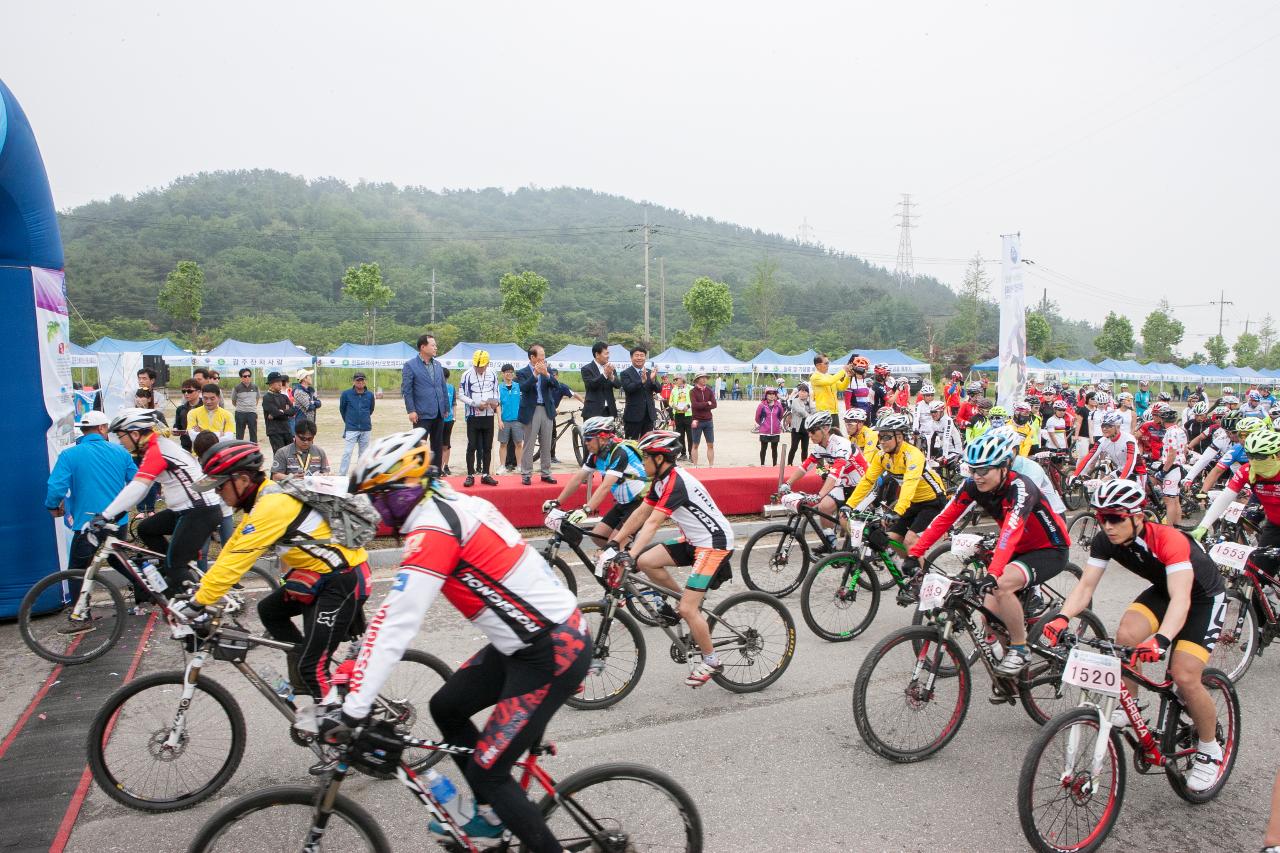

{"left": 873, "top": 362, "right": 891, "bottom": 378}
{"left": 950, "top": 371, "right": 964, "bottom": 381}
{"left": 1237, "top": 415, "right": 1266, "bottom": 436}
{"left": 976, "top": 397, "right": 993, "bottom": 411}
{"left": 876, "top": 412, "right": 912, "bottom": 434}
{"left": 636, "top": 430, "right": 683, "bottom": 458}
{"left": 967, "top": 381, "right": 983, "bottom": 394}
{"left": 1157, "top": 391, "right": 1172, "bottom": 402}
{"left": 1249, "top": 390, "right": 1262, "bottom": 402}
{"left": 895, "top": 377, "right": 909, "bottom": 388}
{"left": 1211, "top": 405, "right": 1228, "bottom": 418}
{"left": 1117, "top": 392, "right": 1133, "bottom": 402}
{"left": 919, "top": 383, "right": 936, "bottom": 396}
{"left": 1157, "top": 406, "right": 1179, "bottom": 423}
{"left": 199, "top": 440, "right": 264, "bottom": 479}
{"left": 876, "top": 406, "right": 896, "bottom": 420}
{"left": 842, "top": 407, "right": 868, "bottom": 422}
{"left": 988, "top": 406, "right": 1010, "bottom": 418}
{"left": 581, "top": 416, "right": 617, "bottom": 440}
{"left": 965, "top": 430, "right": 1016, "bottom": 468}
{"left": 1270, "top": 404, "right": 1280, "bottom": 420}
{"left": 1245, "top": 429, "right": 1280, "bottom": 458}
{"left": 1262, "top": 386, "right": 1274, "bottom": 395}
{"left": 1100, "top": 412, "right": 1125, "bottom": 428}
{"left": 472, "top": 349, "right": 490, "bottom": 368}
{"left": 805, "top": 411, "right": 833, "bottom": 432}
{"left": 1098, "top": 382, "right": 1112, "bottom": 391}
{"left": 1139, "top": 380, "right": 1150, "bottom": 387}
{"left": 1219, "top": 411, "right": 1244, "bottom": 432}
{"left": 1223, "top": 386, "right": 1235, "bottom": 395}
{"left": 1223, "top": 395, "right": 1240, "bottom": 406}
{"left": 1190, "top": 400, "right": 1211, "bottom": 416}
{"left": 350, "top": 429, "right": 432, "bottom": 491}
{"left": 1093, "top": 392, "right": 1112, "bottom": 406}
{"left": 851, "top": 355, "right": 870, "bottom": 370}
{"left": 108, "top": 407, "right": 159, "bottom": 433}
{"left": 928, "top": 400, "right": 947, "bottom": 413}
{"left": 1091, "top": 479, "right": 1146, "bottom": 515}
{"left": 1014, "top": 401, "right": 1032, "bottom": 413}
{"left": 1052, "top": 400, "right": 1068, "bottom": 410}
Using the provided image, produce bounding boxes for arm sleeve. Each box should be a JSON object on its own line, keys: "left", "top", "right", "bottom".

{"left": 1199, "top": 484, "right": 1242, "bottom": 530}
{"left": 195, "top": 494, "right": 298, "bottom": 605}
{"left": 1117, "top": 439, "right": 1138, "bottom": 478}
{"left": 1074, "top": 443, "right": 1099, "bottom": 477}
{"left": 988, "top": 478, "right": 1038, "bottom": 578}
{"left": 1185, "top": 446, "right": 1219, "bottom": 481}
{"left": 893, "top": 447, "right": 926, "bottom": 515}
{"left": 909, "top": 489, "right": 973, "bottom": 557}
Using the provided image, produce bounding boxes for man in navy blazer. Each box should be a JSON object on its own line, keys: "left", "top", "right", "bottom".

{"left": 516, "top": 343, "right": 558, "bottom": 485}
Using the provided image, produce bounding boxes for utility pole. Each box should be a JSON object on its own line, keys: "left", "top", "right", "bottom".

{"left": 894, "top": 194, "right": 916, "bottom": 288}
{"left": 659, "top": 256, "right": 666, "bottom": 348}
{"left": 430, "top": 268, "right": 437, "bottom": 325}
{"left": 643, "top": 209, "right": 651, "bottom": 343}
{"left": 1210, "top": 289, "right": 1234, "bottom": 339}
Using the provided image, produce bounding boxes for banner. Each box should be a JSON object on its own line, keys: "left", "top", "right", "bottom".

{"left": 33, "top": 267, "right": 74, "bottom": 571}
{"left": 997, "top": 234, "right": 1027, "bottom": 411}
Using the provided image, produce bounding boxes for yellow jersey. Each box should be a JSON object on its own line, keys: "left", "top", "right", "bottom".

{"left": 849, "top": 426, "right": 880, "bottom": 461}
{"left": 808, "top": 368, "right": 850, "bottom": 415}
{"left": 1011, "top": 421, "right": 1036, "bottom": 457}
{"left": 188, "top": 405, "right": 235, "bottom": 438}
{"left": 195, "top": 480, "right": 369, "bottom": 606}
{"left": 847, "top": 440, "right": 946, "bottom": 515}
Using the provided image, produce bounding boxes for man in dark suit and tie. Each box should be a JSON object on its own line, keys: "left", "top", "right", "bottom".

{"left": 516, "top": 343, "right": 558, "bottom": 485}
{"left": 620, "top": 346, "right": 661, "bottom": 440}
{"left": 580, "top": 340, "right": 620, "bottom": 420}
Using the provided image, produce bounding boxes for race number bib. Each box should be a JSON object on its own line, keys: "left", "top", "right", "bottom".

{"left": 917, "top": 573, "right": 952, "bottom": 610}
{"left": 1209, "top": 541, "right": 1255, "bottom": 572}
{"left": 1061, "top": 648, "right": 1122, "bottom": 697}
{"left": 1222, "top": 502, "right": 1245, "bottom": 524}
{"left": 848, "top": 523, "right": 864, "bottom": 549}
{"left": 950, "top": 533, "right": 983, "bottom": 561}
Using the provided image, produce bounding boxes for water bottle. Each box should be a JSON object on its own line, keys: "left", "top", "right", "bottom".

{"left": 426, "top": 769, "right": 470, "bottom": 826}
{"left": 139, "top": 560, "right": 167, "bottom": 593}
{"left": 259, "top": 665, "right": 295, "bottom": 703}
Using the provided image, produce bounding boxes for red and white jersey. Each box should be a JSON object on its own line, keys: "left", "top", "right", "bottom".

{"left": 802, "top": 433, "right": 867, "bottom": 490}
{"left": 1075, "top": 430, "right": 1145, "bottom": 479}
{"left": 344, "top": 492, "right": 577, "bottom": 719}
{"left": 645, "top": 467, "right": 734, "bottom": 549}
{"left": 102, "top": 433, "right": 213, "bottom": 519}
{"left": 1163, "top": 424, "right": 1189, "bottom": 467}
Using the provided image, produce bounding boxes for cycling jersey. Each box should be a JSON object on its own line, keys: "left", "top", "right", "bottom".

{"left": 1011, "top": 455, "right": 1067, "bottom": 515}
{"left": 847, "top": 376, "right": 875, "bottom": 415}
{"left": 910, "top": 470, "right": 1070, "bottom": 578}
{"left": 1075, "top": 431, "right": 1146, "bottom": 480}
{"left": 964, "top": 416, "right": 992, "bottom": 444}
{"left": 645, "top": 466, "right": 734, "bottom": 549}
{"left": 1086, "top": 522, "right": 1224, "bottom": 601}
{"left": 1136, "top": 421, "right": 1165, "bottom": 460}
{"left": 187, "top": 405, "right": 235, "bottom": 439}
{"left": 101, "top": 433, "right": 214, "bottom": 519}
{"left": 847, "top": 440, "right": 946, "bottom": 516}
{"left": 1042, "top": 415, "right": 1069, "bottom": 450}
{"left": 801, "top": 433, "right": 868, "bottom": 491}
{"left": 1227, "top": 464, "right": 1280, "bottom": 525}
{"left": 1215, "top": 443, "right": 1248, "bottom": 472}
{"left": 911, "top": 401, "right": 932, "bottom": 433}
{"left": 917, "top": 416, "right": 962, "bottom": 460}
{"left": 582, "top": 439, "right": 648, "bottom": 504}
{"left": 1010, "top": 421, "right": 1036, "bottom": 456}
{"left": 1162, "top": 424, "right": 1188, "bottom": 467}
{"left": 848, "top": 425, "right": 879, "bottom": 458}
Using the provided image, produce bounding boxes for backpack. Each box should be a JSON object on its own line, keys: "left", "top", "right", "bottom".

{"left": 275, "top": 476, "right": 382, "bottom": 549}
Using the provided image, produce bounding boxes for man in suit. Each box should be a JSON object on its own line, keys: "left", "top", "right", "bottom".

{"left": 516, "top": 343, "right": 558, "bottom": 486}
{"left": 620, "top": 346, "right": 661, "bottom": 440}
{"left": 580, "top": 340, "right": 620, "bottom": 420}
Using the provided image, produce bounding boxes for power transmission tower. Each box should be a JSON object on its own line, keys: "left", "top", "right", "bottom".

{"left": 797, "top": 217, "right": 815, "bottom": 245}
{"left": 894, "top": 194, "right": 917, "bottom": 287}
{"left": 1210, "top": 290, "right": 1234, "bottom": 339}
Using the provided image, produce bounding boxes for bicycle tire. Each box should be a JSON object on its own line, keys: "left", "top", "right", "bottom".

{"left": 1162, "top": 667, "right": 1240, "bottom": 803}
{"left": 708, "top": 590, "right": 796, "bottom": 693}
{"left": 800, "top": 552, "right": 881, "bottom": 642}
{"left": 1207, "top": 590, "right": 1258, "bottom": 684}
{"left": 19, "top": 570, "right": 127, "bottom": 664}
{"left": 568, "top": 602, "right": 646, "bottom": 710}
{"left": 852, "top": 625, "right": 971, "bottom": 763}
{"left": 548, "top": 556, "right": 579, "bottom": 597}
{"left": 243, "top": 565, "right": 281, "bottom": 591}
{"left": 1063, "top": 479, "right": 1089, "bottom": 512}
{"left": 187, "top": 784, "right": 390, "bottom": 853}
{"left": 382, "top": 649, "right": 453, "bottom": 771}
{"left": 531, "top": 762, "right": 703, "bottom": 853}
{"left": 1019, "top": 608, "right": 1109, "bottom": 726}
{"left": 88, "top": 671, "right": 246, "bottom": 812}
{"left": 739, "top": 523, "right": 810, "bottom": 597}
{"left": 1017, "top": 706, "right": 1126, "bottom": 853}
{"left": 571, "top": 425, "right": 584, "bottom": 466}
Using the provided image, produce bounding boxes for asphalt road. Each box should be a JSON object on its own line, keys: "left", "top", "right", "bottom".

{"left": 2, "top": 532, "right": 1277, "bottom": 853}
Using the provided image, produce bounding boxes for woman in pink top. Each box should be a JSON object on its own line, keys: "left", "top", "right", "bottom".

{"left": 755, "top": 387, "right": 785, "bottom": 466}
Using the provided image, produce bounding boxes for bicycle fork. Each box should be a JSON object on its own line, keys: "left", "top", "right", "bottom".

{"left": 163, "top": 651, "right": 212, "bottom": 750}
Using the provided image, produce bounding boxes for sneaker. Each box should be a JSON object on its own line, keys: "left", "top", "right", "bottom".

{"left": 463, "top": 475, "right": 475, "bottom": 487}
{"left": 481, "top": 475, "right": 499, "bottom": 486}
{"left": 1185, "top": 743, "right": 1224, "bottom": 792}
{"left": 994, "top": 648, "right": 1028, "bottom": 677}
{"left": 657, "top": 602, "right": 681, "bottom": 626}
{"left": 429, "top": 812, "right": 505, "bottom": 840}
{"left": 550, "top": 456, "right": 561, "bottom": 464}
{"left": 685, "top": 659, "right": 723, "bottom": 688}
{"left": 1109, "top": 701, "right": 1148, "bottom": 729}
{"left": 540, "top": 475, "right": 557, "bottom": 484}
{"left": 521, "top": 475, "right": 532, "bottom": 486}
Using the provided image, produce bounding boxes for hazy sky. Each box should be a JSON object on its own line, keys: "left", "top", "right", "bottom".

{"left": 7, "top": 2, "right": 1278, "bottom": 351}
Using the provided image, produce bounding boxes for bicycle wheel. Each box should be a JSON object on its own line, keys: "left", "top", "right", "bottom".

{"left": 1017, "top": 706, "right": 1126, "bottom": 853}
{"left": 865, "top": 541, "right": 906, "bottom": 591}
{"left": 1067, "top": 512, "right": 1098, "bottom": 557}
{"left": 548, "top": 556, "right": 579, "bottom": 597}
{"left": 224, "top": 565, "right": 281, "bottom": 634}
{"left": 532, "top": 762, "right": 703, "bottom": 853}
{"left": 377, "top": 650, "right": 453, "bottom": 771}
{"left": 1207, "top": 590, "right": 1258, "bottom": 683}
{"left": 852, "top": 625, "right": 971, "bottom": 763}
{"left": 1063, "top": 479, "right": 1089, "bottom": 511}
{"left": 739, "top": 524, "right": 810, "bottom": 597}
{"left": 1038, "top": 561, "right": 1084, "bottom": 611}
{"left": 623, "top": 585, "right": 667, "bottom": 628}
{"left": 800, "top": 553, "right": 881, "bottom": 642}
{"left": 188, "top": 784, "right": 389, "bottom": 853}
{"left": 571, "top": 425, "right": 585, "bottom": 466}
{"left": 1020, "top": 609, "right": 1109, "bottom": 726}
{"left": 708, "top": 590, "right": 796, "bottom": 693}
{"left": 19, "top": 570, "right": 127, "bottom": 664}
{"left": 568, "top": 602, "right": 646, "bottom": 710}
{"left": 88, "top": 672, "right": 246, "bottom": 811}
{"left": 1162, "top": 667, "right": 1240, "bottom": 803}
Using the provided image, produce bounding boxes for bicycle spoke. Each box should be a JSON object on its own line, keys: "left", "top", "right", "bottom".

{"left": 543, "top": 771, "right": 698, "bottom": 852}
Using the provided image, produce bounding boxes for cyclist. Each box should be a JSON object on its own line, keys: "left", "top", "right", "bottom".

{"left": 843, "top": 407, "right": 879, "bottom": 459}
{"left": 1185, "top": 408, "right": 1238, "bottom": 488}
{"left": 543, "top": 416, "right": 648, "bottom": 554}
{"left": 1043, "top": 480, "right": 1227, "bottom": 792}
{"left": 911, "top": 383, "right": 937, "bottom": 433}
{"left": 846, "top": 355, "right": 876, "bottom": 417}
{"left": 1183, "top": 400, "right": 1215, "bottom": 448}
{"left": 174, "top": 439, "right": 372, "bottom": 701}
{"left": 908, "top": 430, "right": 1070, "bottom": 676}
{"left": 955, "top": 382, "right": 983, "bottom": 428}
{"left": 871, "top": 362, "right": 893, "bottom": 411}
{"left": 779, "top": 411, "right": 868, "bottom": 551}
{"left": 331, "top": 430, "right": 587, "bottom": 850}
{"left": 1199, "top": 413, "right": 1266, "bottom": 495}
{"left": 1010, "top": 402, "right": 1037, "bottom": 457}
{"left": 1136, "top": 401, "right": 1169, "bottom": 466}
{"left": 1115, "top": 392, "right": 1137, "bottom": 433}
{"left": 965, "top": 399, "right": 995, "bottom": 443}
{"left": 846, "top": 412, "right": 948, "bottom": 553}
{"left": 1242, "top": 390, "right": 1268, "bottom": 418}
{"left": 1194, "top": 430, "right": 1280, "bottom": 566}
{"left": 1156, "top": 405, "right": 1190, "bottom": 526}
{"left": 608, "top": 430, "right": 735, "bottom": 687}
{"left": 1042, "top": 399, "right": 1071, "bottom": 451}
{"left": 944, "top": 371, "right": 965, "bottom": 418}
{"left": 1135, "top": 380, "right": 1151, "bottom": 419}
{"left": 917, "top": 400, "right": 963, "bottom": 469}
{"left": 91, "top": 408, "right": 222, "bottom": 594}
{"left": 1074, "top": 411, "right": 1146, "bottom": 491}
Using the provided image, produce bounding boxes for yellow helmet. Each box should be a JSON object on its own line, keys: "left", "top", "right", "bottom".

{"left": 473, "top": 349, "right": 490, "bottom": 368}
{"left": 350, "top": 429, "right": 432, "bottom": 491}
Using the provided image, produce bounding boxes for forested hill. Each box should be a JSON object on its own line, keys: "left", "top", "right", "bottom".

{"left": 61, "top": 170, "right": 972, "bottom": 360}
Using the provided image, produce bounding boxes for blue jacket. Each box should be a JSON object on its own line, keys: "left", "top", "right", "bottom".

{"left": 516, "top": 364, "right": 557, "bottom": 424}
{"left": 401, "top": 356, "right": 448, "bottom": 419}
{"left": 443, "top": 384, "right": 455, "bottom": 423}
{"left": 45, "top": 433, "right": 138, "bottom": 531}
{"left": 339, "top": 387, "right": 376, "bottom": 432}
{"left": 499, "top": 380, "right": 522, "bottom": 422}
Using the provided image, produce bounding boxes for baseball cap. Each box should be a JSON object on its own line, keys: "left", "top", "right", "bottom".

{"left": 79, "top": 411, "right": 109, "bottom": 428}
{"left": 353, "top": 372, "right": 367, "bottom": 381}
{"left": 267, "top": 371, "right": 286, "bottom": 383}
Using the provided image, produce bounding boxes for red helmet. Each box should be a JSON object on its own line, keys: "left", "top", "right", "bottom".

{"left": 199, "top": 439, "right": 264, "bottom": 482}
{"left": 950, "top": 371, "right": 963, "bottom": 381}
{"left": 873, "top": 363, "right": 891, "bottom": 378}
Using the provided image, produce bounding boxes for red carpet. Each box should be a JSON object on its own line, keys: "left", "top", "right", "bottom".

{"left": 376, "top": 466, "right": 826, "bottom": 533}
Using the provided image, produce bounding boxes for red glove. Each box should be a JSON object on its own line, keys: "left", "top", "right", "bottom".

{"left": 1041, "top": 615, "right": 1070, "bottom": 647}
{"left": 1131, "top": 634, "right": 1170, "bottom": 665}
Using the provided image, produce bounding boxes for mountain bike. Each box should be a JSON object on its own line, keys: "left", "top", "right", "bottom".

{"left": 570, "top": 547, "right": 796, "bottom": 709}
{"left": 1199, "top": 486, "right": 1263, "bottom": 545}
{"left": 188, "top": 730, "right": 703, "bottom": 852}
{"left": 1204, "top": 540, "right": 1280, "bottom": 683}
{"left": 851, "top": 566, "right": 1107, "bottom": 763}
{"left": 1017, "top": 634, "right": 1240, "bottom": 853}
{"left": 86, "top": 604, "right": 451, "bottom": 812}
{"left": 18, "top": 525, "right": 279, "bottom": 665}
{"left": 741, "top": 496, "right": 887, "bottom": 597}
{"left": 1033, "top": 450, "right": 1083, "bottom": 510}
{"left": 531, "top": 410, "right": 584, "bottom": 466}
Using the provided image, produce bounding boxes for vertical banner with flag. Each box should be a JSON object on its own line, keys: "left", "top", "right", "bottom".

{"left": 997, "top": 234, "right": 1027, "bottom": 411}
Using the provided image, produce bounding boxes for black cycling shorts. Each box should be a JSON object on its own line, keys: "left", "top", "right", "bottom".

{"left": 892, "top": 499, "right": 946, "bottom": 536}
{"left": 1005, "top": 546, "right": 1069, "bottom": 587}
{"left": 1128, "top": 586, "right": 1228, "bottom": 663}
{"left": 601, "top": 497, "right": 643, "bottom": 531}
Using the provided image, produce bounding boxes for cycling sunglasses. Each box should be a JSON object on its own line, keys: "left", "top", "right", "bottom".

{"left": 970, "top": 465, "right": 1000, "bottom": 478}
{"left": 1245, "top": 452, "right": 1278, "bottom": 461}
{"left": 1094, "top": 511, "right": 1136, "bottom": 525}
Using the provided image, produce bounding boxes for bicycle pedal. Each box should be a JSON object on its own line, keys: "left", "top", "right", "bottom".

{"left": 308, "top": 758, "right": 338, "bottom": 776}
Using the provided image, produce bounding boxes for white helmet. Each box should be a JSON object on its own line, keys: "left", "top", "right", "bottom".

{"left": 928, "top": 400, "right": 947, "bottom": 413}
{"left": 876, "top": 412, "right": 912, "bottom": 433}
{"left": 1101, "top": 411, "right": 1125, "bottom": 428}
{"left": 1093, "top": 392, "right": 1112, "bottom": 405}
{"left": 350, "top": 428, "right": 431, "bottom": 491}
{"left": 841, "top": 408, "right": 868, "bottom": 422}
{"left": 108, "top": 407, "right": 159, "bottom": 434}
{"left": 581, "top": 416, "right": 618, "bottom": 440}
{"left": 804, "top": 411, "right": 833, "bottom": 432}
{"left": 1222, "top": 395, "right": 1240, "bottom": 406}
{"left": 919, "top": 383, "right": 936, "bottom": 396}
{"left": 1091, "top": 479, "right": 1146, "bottom": 514}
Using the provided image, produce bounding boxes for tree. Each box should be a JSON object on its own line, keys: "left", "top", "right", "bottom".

{"left": 946, "top": 252, "right": 990, "bottom": 347}
{"left": 1205, "top": 334, "right": 1230, "bottom": 368}
{"left": 1026, "top": 311, "right": 1052, "bottom": 360}
{"left": 743, "top": 258, "right": 781, "bottom": 342}
{"left": 681, "top": 276, "right": 733, "bottom": 347}
{"left": 1257, "top": 314, "right": 1276, "bottom": 362}
{"left": 1093, "top": 311, "right": 1135, "bottom": 360}
{"left": 158, "top": 260, "right": 205, "bottom": 345}
{"left": 341, "top": 262, "right": 394, "bottom": 345}
{"left": 1233, "top": 332, "right": 1261, "bottom": 369}
{"left": 1139, "top": 300, "right": 1184, "bottom": 363}
{"left": 499, "top": 270, "right": 549, "bottom": 343}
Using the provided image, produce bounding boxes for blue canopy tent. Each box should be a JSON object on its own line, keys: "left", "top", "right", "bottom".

{"left": 650, "top": 345, "right": 752, "bottom": 374}
{"left": 970, "top": 355, "right": 1052, "bottom": 375}
{"left": 318, "top": 341, "right": 417, "bottom": 369}
{"left": 87, "top": 335, "right": 190, "bottom": 360}
{"left": 832, "top": 348, "right": 931, "bottom": 375}
{"left": 67, "top": 340, "right": 98, "bottom": 369}
{"left": 201, "top": 338, "right": 313, "bottom": 371}
{"left": 546, "top": 343, "right": 631, "bottom": 371}
{"left": 748, "top": 348, "right": 818, "bottom": 375}
{"left": 1185, "top": 363, "right": 1238, "bottom": 384}
{"left": 439, "top": 341, "right": 528, "bottom": 371}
